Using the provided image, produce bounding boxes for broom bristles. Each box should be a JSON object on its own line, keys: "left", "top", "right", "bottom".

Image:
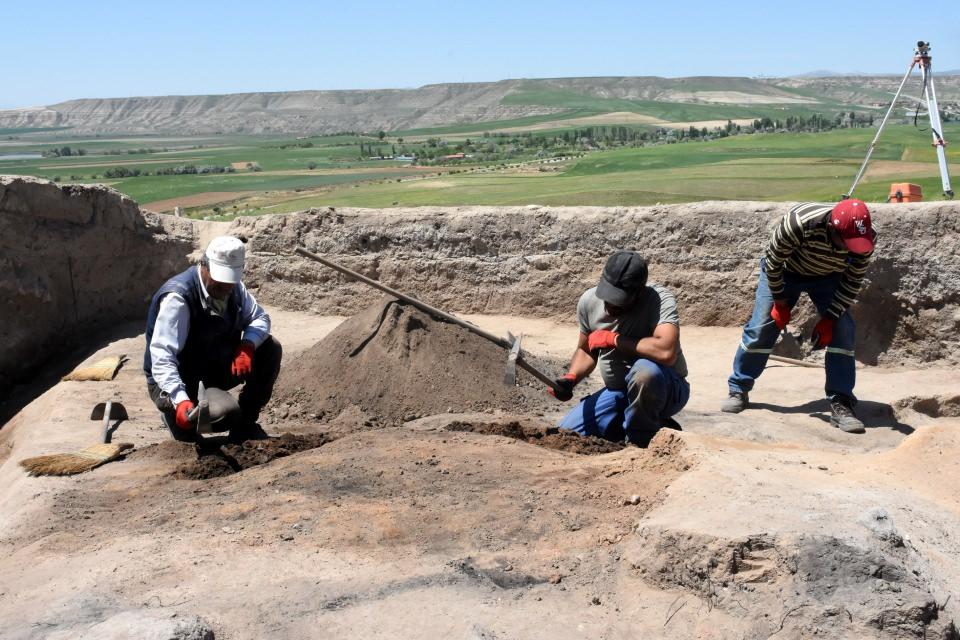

{"left": 19, "top": 443, "right": 134, "bottom": 476}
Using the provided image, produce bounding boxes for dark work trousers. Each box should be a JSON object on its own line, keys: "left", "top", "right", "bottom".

{"left": 559, "top": 358, "right": 690, "bottom": 445}
{"left": 728, "top": 259, "right": 856, "bottom": 402}
{"left": 147, "top": 336, "right": 283, "bottom": 441}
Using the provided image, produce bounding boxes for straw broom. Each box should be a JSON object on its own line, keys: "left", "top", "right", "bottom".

{"left": 19, "top": 442, "right": 134, "bottom": 476}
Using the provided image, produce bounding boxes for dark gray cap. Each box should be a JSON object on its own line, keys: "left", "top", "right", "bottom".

{"left": 596, "top": 251, "right": 648, "bottom": 306}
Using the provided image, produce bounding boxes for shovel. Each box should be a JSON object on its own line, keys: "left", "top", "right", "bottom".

{"left": 187, "top": 381, "right": 241, "bottom": 437}
{"left": 188, "top": 381, "right": 213, "bottom": 435}
{"left": 90, "top": 401, "right": 128, "bottom": 444}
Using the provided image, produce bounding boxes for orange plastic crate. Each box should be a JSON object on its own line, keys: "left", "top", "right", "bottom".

{"left": 889, "top": 183, "right": 923, "bottom": 202}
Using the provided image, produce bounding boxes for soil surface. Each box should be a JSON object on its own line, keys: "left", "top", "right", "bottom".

{"left": 134, "top": 433, "right": 335, "bottom": 480}
{"left": 445, "top": 419, "right": 627, "bottom": 455}
{"left": 3, "top": 309, "right": 960, "bottom": 639}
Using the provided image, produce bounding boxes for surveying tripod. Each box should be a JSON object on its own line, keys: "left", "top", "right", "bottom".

{"left": 846, "top": 41, "right": 953, "bottom": 200}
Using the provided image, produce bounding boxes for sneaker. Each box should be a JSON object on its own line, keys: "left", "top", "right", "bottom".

{"left": 720, "top": 391, "right": 749, "bottom": 413}
{"left": 829, "top": 397, "right": 865, "bottom": 434}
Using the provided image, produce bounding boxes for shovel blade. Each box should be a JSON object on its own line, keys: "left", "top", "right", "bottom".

{"left": 90, "top": 402, "right": 128, "bottom": 421}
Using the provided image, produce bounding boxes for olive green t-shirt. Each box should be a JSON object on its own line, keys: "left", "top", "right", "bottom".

{"left": 577, "top": 284, "right": 688, "bottom": 390}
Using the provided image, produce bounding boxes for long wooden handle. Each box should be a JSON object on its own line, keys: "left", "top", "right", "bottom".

{"left": 294, "top": 246, "right": 559, "bottom": 389}
{"left": 769, "top": 354, "right": 821, "bottom": 369}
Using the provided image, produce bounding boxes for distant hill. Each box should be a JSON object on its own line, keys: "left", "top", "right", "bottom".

{"left": 794, "top": 70, "right": 871, "bottom": 78}
{"left": 1, "top": 75, "right": 957, "bottom": 136}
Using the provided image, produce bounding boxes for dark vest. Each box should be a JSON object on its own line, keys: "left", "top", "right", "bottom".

{"left": 143, "top": 267, "right": 244, "bottom": 380}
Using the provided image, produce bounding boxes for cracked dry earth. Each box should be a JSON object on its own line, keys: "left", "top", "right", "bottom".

{"left": 1, "top": 309, "right": 960, "bottom": 639}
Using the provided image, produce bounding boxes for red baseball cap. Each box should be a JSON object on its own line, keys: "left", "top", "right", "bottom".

{"left": 830, "top": 199, "right": 875, "bottom": 254}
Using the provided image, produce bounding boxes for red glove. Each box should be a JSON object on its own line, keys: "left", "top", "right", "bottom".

{"left": 587, "top": 329, "right": 620, "bottom": 353}
{"left": 812, "top": 317, "right": 835, "bottom": 349}
{"left": 231, "top": 341, "right": 255, "bottom": 378}
{"left": 175, "top": 400, "right": 196, "bottom": 430}
{"left": 548, "top": 373, "right": 579, "bottom": 402}
{"left": 770, "top": 300, "right": 791, "bottom": 331}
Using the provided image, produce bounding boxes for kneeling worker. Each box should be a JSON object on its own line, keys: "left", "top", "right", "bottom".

{"left": 721, "top": 200, "right": 876, "bottom": 433}
{"left": 550, "top": 250, "right": 690, "bottom": 445}
{"left": 144, "top": 236, "right": 282, "bottom": 441}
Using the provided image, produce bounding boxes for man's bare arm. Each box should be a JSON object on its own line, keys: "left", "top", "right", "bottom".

{"left": 614, "top": 323, "right": 679, "bottom": 366}
{"left": 567, "top": 332, "right": 598, "bottom": 380}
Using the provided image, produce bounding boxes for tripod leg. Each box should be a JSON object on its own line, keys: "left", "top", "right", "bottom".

{"left": 922, "top": 65, "right": 954, "bottom": 197}
{"left": 845, "top": 61, "right": 915, "bottom": 199}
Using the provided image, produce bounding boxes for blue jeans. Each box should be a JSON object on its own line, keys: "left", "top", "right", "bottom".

{"left": 559, "top": 359, "right": 690, "bottom": 444}
{"left": 728, "top": 258, "right": 856, "bottom": 401}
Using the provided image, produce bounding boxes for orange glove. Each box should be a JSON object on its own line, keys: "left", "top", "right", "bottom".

{"left": 231, "top": 341, "right": 255, "bottom": 378}
{"left": 812, "top": 317, "right": 835, "bottom": 349}
{"left": 587, "top": 329, "right": 620, "bottom": 353}
{"left": 770, "top": 300, "right": 791, "bottom": 331}
{"left": 175, "top": 400, "right": 196, "bottom": 430}
{"left": 548, "top": 373, "right": 579, "bottom": 402}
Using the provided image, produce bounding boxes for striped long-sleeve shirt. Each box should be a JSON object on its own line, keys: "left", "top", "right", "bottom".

{"left": 764, "top": 202, "right": 875, "bottom": 320}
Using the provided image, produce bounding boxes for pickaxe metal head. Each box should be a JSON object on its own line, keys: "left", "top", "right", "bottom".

{"left": 503, "top": 332, "right": 522, "bottom": 387}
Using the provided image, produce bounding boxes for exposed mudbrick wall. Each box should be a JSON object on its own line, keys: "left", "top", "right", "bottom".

{"left": 234, "top": 201, "right": 960, "bottom": 367}
{"left": 0, "top": 177, "right": 195, "bottom": 396}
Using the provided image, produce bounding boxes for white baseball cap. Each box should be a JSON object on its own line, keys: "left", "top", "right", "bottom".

{"left": 205, "top": 236, "right": 245, "bottom": 284}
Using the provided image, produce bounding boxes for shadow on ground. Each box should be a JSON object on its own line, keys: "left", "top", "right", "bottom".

{"left": 750, "top": 399, "right": 914, "bottom": 435}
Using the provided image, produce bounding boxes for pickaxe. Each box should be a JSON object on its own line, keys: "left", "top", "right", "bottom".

{"left": 294, "top": 246, "right": 560, "bottom": 393}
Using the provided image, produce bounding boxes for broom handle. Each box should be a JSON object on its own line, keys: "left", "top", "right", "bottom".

{"left": 293, "top": 246, "right": 559, "bottom": 390}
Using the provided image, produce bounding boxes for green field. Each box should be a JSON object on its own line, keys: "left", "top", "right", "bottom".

{"left": 0, "top": 132, "right": 423, "bottom": 209}
{"left": 270, "top": 125, "right": 960, "bottom": 211}
{"left": 2, "top": 123, "right": 957, "bottom": 216}
{"left": 500, "top": 88, "right": 852, "bottom": 123}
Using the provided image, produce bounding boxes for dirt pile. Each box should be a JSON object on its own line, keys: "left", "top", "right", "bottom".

{"left": 272, "top": 299, "right": 560, "bottom": 425}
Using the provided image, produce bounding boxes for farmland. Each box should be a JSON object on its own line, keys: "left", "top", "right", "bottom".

{"left": 1, "top": 118, "right": 957, "bottom": 217}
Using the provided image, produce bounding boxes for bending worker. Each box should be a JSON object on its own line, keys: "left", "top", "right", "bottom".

{"left": 550, "top": 250, "right": 690, "bottom": 445}
{"left": 144, "top": 236, "right": 282, "bottom": 441}
{"left": 721, "top": 200, "right": 876, "bottom": 433}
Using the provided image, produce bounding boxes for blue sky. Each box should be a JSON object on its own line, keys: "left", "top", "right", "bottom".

{"left": 2, "top": 0, "right": 958, "bottom": 108}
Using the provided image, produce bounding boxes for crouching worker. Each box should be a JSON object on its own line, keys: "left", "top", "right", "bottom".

{"left": 550, "top": 250, "right": 690, "bottom": 445}
{"left": 144, "top": 236, "right": 282, "bottom": 442}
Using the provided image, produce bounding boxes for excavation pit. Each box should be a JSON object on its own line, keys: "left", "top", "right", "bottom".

{"left": 172, "top": 432, "right": 332, "bottom": 479}
{"left": 445, "top": 420, "right": 626, "bottom": 455}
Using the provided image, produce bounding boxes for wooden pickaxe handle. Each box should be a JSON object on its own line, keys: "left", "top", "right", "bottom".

{"left": 294, "top": 246, "right": 560, "bottom": 391}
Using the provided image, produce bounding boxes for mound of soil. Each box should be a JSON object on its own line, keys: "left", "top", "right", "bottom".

{"left": 174, "top": 432, "right": 331, "bottom": 479}
{"left": 272, "top": 299, "right": 561, "bottom": 425}
{"left": 446, "top": 420, "right": 625, "bottom": 455}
